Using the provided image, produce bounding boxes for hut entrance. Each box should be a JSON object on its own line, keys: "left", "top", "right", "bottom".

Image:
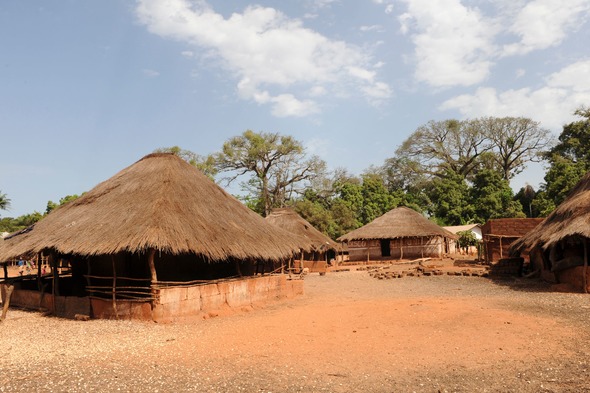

{"left": 380, "top": 240, "right": 391, "bottom": 257}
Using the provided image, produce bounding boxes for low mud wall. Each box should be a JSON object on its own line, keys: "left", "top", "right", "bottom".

{"left": 94, "top": 275, "right": 304, "bottom": 322}
{"left": 2, "top": 275, "right": 304, "bottom": 321}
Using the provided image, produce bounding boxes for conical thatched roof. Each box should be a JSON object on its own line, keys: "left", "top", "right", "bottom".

{"left": 0, "top": 153, "right": 302, "bottom": 262}
{"left": 512, "top": 171, "right": 590, "bottom": 252}
{"left": 337, "top": 206, "right": 458, "bottom": 242}
{"left": 265, "top": 208, "right": 339, "bottom": 252}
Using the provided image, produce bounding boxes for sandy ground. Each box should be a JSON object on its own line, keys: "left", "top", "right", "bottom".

{"left": 1, "top": 268, "right": 590, "bottom": 392}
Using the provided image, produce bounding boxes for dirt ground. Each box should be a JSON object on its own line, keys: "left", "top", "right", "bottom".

{"left": 1, "top": 266, "right": 590, "bottom": 392}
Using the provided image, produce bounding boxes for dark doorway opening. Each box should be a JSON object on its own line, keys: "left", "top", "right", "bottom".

{"left": 380, "top": 239, "right": 391, "bottom": 257}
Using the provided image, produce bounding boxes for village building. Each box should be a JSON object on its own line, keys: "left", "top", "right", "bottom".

{"left": 481, "top": 218, "right": 543, "bottom": 264}
{"left": 511, "top": 172, "right": 590, "bottom": 293}
{"left": 265, "top": 207, "right": 340, "bottom": 274}
{"left": 443, "top": 224, "right": 482, "bottom": 256}
{"left": 0, "top": 153, "right": 305, "bottom": 321}
{"left": 337, "top": 206, "right": 457, "bottom": 261}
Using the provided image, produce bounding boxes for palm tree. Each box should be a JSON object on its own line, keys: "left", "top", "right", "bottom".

{"left": 0, "top": 190, "right": 11, "bottom": 212}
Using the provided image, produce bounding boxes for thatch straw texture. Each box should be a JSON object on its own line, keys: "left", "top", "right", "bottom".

{"left": 512, "top": 171, "right": 590, "bottom": 252}
{"left": 338, "top": 207, "right": 458, "bottom": 241}
{"left": 265, "top": 208, "right": 339, "bottom": 252}
{"left": 0, "top": 153, "right": 301, "bottom": 261}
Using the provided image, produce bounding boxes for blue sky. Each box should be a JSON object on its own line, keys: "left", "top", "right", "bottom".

{"left": 2, "top": 0, "right": 590, "bottom": 217}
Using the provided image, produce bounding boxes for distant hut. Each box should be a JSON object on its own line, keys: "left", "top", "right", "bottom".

{"left": 0, "top": 153, "right": 303, "bottom": 320}
{"left": 338, "top": 207, "right": 457, "bottom": 261}
{"left": 265, "top": 208, "right": 339, "bottom": 273}
{"left": 443, "top": 224, "right": 482, "bottom": 256}
{"left": 511, "top": 172, "right": 590, "bottom": 292}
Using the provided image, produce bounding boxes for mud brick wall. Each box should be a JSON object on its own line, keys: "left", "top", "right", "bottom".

{"left": 482, "top": 218, "right": 544, "bottom": 264}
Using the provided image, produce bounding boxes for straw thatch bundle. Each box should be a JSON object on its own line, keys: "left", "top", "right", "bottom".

{"left": 338, "top": 206, "right": 457, "bottom": 241}
{"left": 0, "top": 153, "right": 301, "bottom": 262}
{"left": 512, "top": 171, "right": 590, "bottom": 252}
{"left": 265, "top": 208, "right": 339, "bottom": 252}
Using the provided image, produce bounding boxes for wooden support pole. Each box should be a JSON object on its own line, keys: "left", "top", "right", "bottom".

{"left": 37, "top": 252, "right": 42, "bottom": 292}
{"left": 1, "top": 284, "right": 14, "bottom": 322}
{"left": 111, "top": 255, "right": 118, "bottom": 319}
{"left": 3, "top": 263, "right": 7, "bottom": 280}
{"left": 50, "top": 253, "right": 60, "bottom": 298}
{"left": 583, "top": 238, "right": 588, "bottom": 294}
{"left": 148, "top": 248, "right": 158, "bottom": 304}
{"left": 235, "top": 259, "right": 243, "bottom": 277}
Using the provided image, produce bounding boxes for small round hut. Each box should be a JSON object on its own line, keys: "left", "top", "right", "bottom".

{"left": 0, "top": 153, "right": 303, "bottom": 320}
{"left": 338, "top": 207, "right": 457, "bottom": 261}
{"left": 265, "top": 208, "right": 340, "bottom": 273}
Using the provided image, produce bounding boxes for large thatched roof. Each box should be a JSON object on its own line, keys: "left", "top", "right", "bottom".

{"left": 265, "top": 208, "right": 339, "bottom": 252}
{"left": 512, "top": 171, "right": 590, "bottom": 252}
{"left": 0, "top": 153, "right": 302, "bottom": 262}
{"left": 338, "top": 206, "right": 458, "bottom": 242}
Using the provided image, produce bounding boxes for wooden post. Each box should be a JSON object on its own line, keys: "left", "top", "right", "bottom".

{"left": 37, "top": 252, "right": 42, "bottom": 291}
{"left": 148, "top": 248, "right": 157, "bottom": 303}
{"left": 421, "top": 237, "right": 425, "bottom": 259}
{"left": 111, "top": 255, "right": 118, "bottom": 320}
{"left": 300, "top": 250, "right": 304, "bottom": 272}
{"left": 1, "top": 284, "right": 14, "bottom": 322}
{"left": 583, "top": 238, "right": 588, "bottom": 294}
{"left": 3, "top": 263, "right": 7, "bottom": 280}
{"left": 499, "top": 237, "right": 503, "bottom": 259}
{"left": 235, "top": 259, "right": 243, "bottom": 277}
{"left": 49, "top": 253, "right": 60, "bottom": 298}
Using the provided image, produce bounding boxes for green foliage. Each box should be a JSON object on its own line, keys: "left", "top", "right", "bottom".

{"left": 534, "top": 108, "right": 590, "bottom": 211}
{"left": 360, "top": 174, "right": 401, "bottom": 224}
{"left": 154, "top": 146, "right": 218, "bottom": 177}
{"left": 0, "top": 190, "right": 10, "bottom": 212}
{"left": 426, "top": 170, "right": 473, "bottom": 225}
{"left": 213, "top": 130, "right": 326, "bottom": 216}
{"left": 469, "top": 169, "right": 525, "bottom": 223}
{"left": 46, "top": 194, "right": 80, "bottom": 215}
{"left": 457, "top": 230, "right": 478, "bottom": 248}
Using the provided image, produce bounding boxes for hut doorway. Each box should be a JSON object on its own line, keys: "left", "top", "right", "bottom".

{"left": 380, "top": 240, "right": 391, "bottom": 257}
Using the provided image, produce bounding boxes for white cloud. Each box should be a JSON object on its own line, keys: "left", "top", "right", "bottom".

{"left": 503, "top": 0, "right": 590, "bottom": 56}
{"left": 439, "top": 60, "right": 590, "bottom": 130}
{"left": 398, "top": 0, "right": 498, "bottom": 87}
{"left": 135, "top": 0, "right": 391, "bottom": 117}
{"left": 181, "top": 50, "right": 194, "bottom": 57}
{"left": 142, "top": 68, "right": 160, "bottom": 77}
{"left": 360, "top": 24, "right": 384, "bottom": 33}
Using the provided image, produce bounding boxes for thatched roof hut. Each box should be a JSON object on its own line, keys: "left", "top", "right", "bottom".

{"left": 512, "top": 172, "right": 590, "bottom": 253}
{"left": 0, "top": 153, "right": 306, "bottom": 320}
{"left": 265, "top": 208, "right": 338, "bottom": 252}
{"left": 338, "top": 207, "right": 457, "bottom": 261}
{"left": 338, "top": 207, "right": 456, "bottom": 241}
{"left": 0, "top": 153, "right": 300, "bottom": 261}
{"left": 511, "top": 172, "right": 590, "bottom": 292}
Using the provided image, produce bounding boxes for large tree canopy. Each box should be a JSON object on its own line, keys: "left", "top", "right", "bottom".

{"left": 390, "top": 116, "right": 552, "bottom": 184}
{"left": 213, "top": 130, "right": 326, "bottom": 216}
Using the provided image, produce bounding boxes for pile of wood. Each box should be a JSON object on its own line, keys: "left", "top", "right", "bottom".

{"left": 367, "top": 265, "right": 489, "bottom": 280}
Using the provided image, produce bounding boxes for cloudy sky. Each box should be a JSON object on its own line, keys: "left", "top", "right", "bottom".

{"left": 1, "top": 0, "right": 590, "bottom": 217}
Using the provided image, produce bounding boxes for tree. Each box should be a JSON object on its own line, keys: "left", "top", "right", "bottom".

{"left": 394, "top": 119, "right": 492, "bottom": 179}
{"left": 154, "top": 146, "right": 217, "bottom": 177}
{"left": 513, "top": 184, "right": 537, "bottom": 218}
{"left": 426, "top": 169, "right": 474, "bottom": 225}
{"left": 469, "top": 169, "right": 525, "bottom": 223}
{"left": 46, "top": 194, "right": 80, "bottom": 215}
{"left": 213, "top": 130, "right": 326, "bottom": 216}
{"left": 0, "top": 191, "right": 10, "bottom": 213}
{"left": 477, "top": 116, "right": 553, "bottom": 180}
{"left": 524, "top": 107, "right": 590, "bottom": 216}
